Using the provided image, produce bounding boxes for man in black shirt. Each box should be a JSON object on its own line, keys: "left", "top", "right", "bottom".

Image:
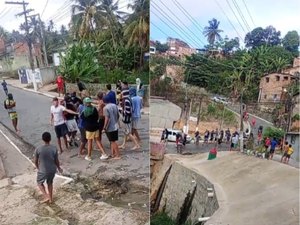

{"left": 76, "top": 78, "right": 87, "bottom": 98}
{"left": 64, "top": 96, "right": 79, "bottom": 147}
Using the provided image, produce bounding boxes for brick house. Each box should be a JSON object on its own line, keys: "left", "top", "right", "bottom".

{"left": 258, "top": 73, "right": 296, "bottom": 103}
{"left": 0, "top": 37, "right": 43, "bottom": 72}
{"left": 166, "top": 37, "right": 196, "bottom": 59}
{"left": 258, "top": 57, "right": 300, "bottom": 103}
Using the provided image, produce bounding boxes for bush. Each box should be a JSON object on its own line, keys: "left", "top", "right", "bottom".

{"left": 150, "top": 212, "right": 192, "bottom": 225}
{"left": 263, "top": 127, "right": 285, "bottom": 141}
{"left": 292, "top": 114, "right": 300, "bottom": 122}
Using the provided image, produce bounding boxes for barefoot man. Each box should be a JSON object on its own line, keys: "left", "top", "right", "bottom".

{"left": 34, "top": 132, "right": 63, "bottom": 204}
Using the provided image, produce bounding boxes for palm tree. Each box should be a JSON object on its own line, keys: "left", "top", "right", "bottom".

{"left": 272, "top": 56, "right": 290, "bottom": 72}
{"left": 124, "top": 0, "right": 149, "bottom": 68}
{"left": 203, "top": 18, "right": 223, "bottom": 47}
{"left": 71, "top": 0, "right": 100, "bottom": 39}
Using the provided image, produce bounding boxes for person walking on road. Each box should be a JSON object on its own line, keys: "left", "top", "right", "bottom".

{"left": 34, "top": 132, "right": 63, "bottom": 204}
{"left": 80, "top": 97, "right": 108, "bottom": 161}
{"left": 106, "top": 84, "right": 117, "bottom": 105}
{"left": 50, "top": 97, "right": 78, "bottom": 154}
{"left": 103, "top": 96, "right": 121, "bottom": 159}
{"left": 1, "top": 79, "right": 8, "bottom": 96}
{"left": 4, "top": 93, "right": 20, "bottom": 133}
{"left": 131, "top": 88, "right": 142, "bottom": 143}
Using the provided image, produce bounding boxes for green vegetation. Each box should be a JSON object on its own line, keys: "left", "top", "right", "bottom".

{"left": 292, "top": 114, "right": 300, "bottom": 122}
{"left": 263, "top": 127, "right": 285, "bottom": 140}
{"left": 203, "top": 103, "right": 237, "bottom": 125}
{"left": 150, "top": 212, "right": 192, "bottom": 225}
{"left": 0, "top": 0, "right": 149, "bottom": 84}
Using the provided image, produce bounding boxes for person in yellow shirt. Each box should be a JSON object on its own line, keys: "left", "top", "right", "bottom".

{"left": 5, "top": 93, "right": 19, "bottom": 133}
{"left": 283, "top": 144, "right": 294, "bottom": 164}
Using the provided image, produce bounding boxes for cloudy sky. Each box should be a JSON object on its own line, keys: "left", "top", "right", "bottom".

{"left": 0, "top": 0, "right": 132, "bottom": 32}
{"left": 150, "top": 0, "right": 300, "bottom": 48}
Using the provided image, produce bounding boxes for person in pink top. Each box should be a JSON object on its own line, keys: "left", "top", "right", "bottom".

{"left": 265, "top": 137, "right": 271, "bottom": 151}
{"left": 56, "top": 75, "right": 64, "bottom": 97}
{"left": 251, "top": 117, "right": 256, "bottom": 128}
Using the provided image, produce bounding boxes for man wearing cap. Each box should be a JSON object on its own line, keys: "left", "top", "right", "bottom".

{"left": 81, "top": 97, "right": 108, "bottom": 161}
{"left": 50, "top": 97, "right": 78, "bottom": 154}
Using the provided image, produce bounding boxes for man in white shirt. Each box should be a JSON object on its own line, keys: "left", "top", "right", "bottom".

{"left": 50, "top": 97, "right": 78, "bottom": 154}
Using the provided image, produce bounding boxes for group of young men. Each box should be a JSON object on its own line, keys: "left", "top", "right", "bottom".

{"left": 36, "top": 80, "right": 143, "bottom": 203}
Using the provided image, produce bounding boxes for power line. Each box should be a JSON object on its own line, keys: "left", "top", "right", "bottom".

{"left": 241, "top": 0, "right": 256, "bottom": 27}
{"left": 0, "top": 8, "right": 12, "bottom": 19}
{"left": 151, "top": 21, "right": 242, "bottom": 69}
{"left": 151, "top": 5, "right": 200, "bottom": 48}
{"left": 41, "top": 0, "right": 49, "bottom": 18}
{"left": 155, "top": 0, "right": 206, "bottom": 46}
{"left": 214, "top": 0, "right": 243, "bottom": 40}
{"left": 172, "top": 0, "right": 204, "bottom": 32}
{"left": 231, "top": 0, "right": 251, "bottom": 32}
{"left": 225, "top": 0, "right": 247, "bottom": 35}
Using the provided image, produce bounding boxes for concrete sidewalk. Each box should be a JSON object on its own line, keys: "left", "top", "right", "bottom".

{"left": 5, "top": 79, "right": 150, "bottom": 114}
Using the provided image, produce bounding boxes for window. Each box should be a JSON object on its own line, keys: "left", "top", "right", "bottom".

{"left": 264, "top": 94, "right": 267, "bottom": 99}
{"left": 284, "top": 76, "right": 289, "bottom": 81}
{"left": 276, "top": 76, "right": 280, "bottom": 81}
{"left": 266, "top": 77, "right": 270, "bottom": 83}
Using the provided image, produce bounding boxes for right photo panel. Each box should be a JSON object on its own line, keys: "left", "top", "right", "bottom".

{"left": 150, "top": 0, "right": 300, "bottom": 224}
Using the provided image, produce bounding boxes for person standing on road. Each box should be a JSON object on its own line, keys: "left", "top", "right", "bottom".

{"left": 131, "top": 88, "right": 142, "bottom": 144}
{"left": 268, "top": 138, "right": 277, "bottom": 160}
{"left": 281, "top": 141, "right": 289, "bottom": 163}
{"left": 121, "top": 81, "right": 129, "bottom": 110}
{"left": 76, "top": 78, "right": 87, "bottom": 98}
{"left": 56, "top": 75, "right": 64, "bottom": 97}
{"left": 103, "top": 96, "right": 121, "bottom": 159}
{"left": 1, "top": 79, "right": 8, "bottom": 96}
{"left": 34, "top": 132, "right": 63, "bottom": 204}
{"left": 230, "top": 134, "right": 239, "bottom": 151}
{"left": 97, "top": 92, "right": 107, "bottom": 148}
{"left": 119, "top": 93, "right": 140, "bottom": 150}
{"left": 77, "top": 101, "right": 87, "bottom": 157}
{"left": 50, "top": 97, "right": 78, "bottom": 154}
{"left": 81, "top": 97, "right": 108, "bottom": 161}
{"left": 225, "top": 128, "right": 231, "bottom": 143}
{"left": 195, "top": 130, "right": 200, "bottom": 145}
{"left": 283, "top": 144, "right": 294, "bottom": 164}
{"left": 64, "top": 96, "right": 79, "bottom": 147}
{"left": 264, "top": 137, "right": 271, "bottom": 152}
{"left": 5, "top": 93, "right": 20, "bottom": 133}
{"left": 106, "top": 84, "right": 117, "bottom": 105}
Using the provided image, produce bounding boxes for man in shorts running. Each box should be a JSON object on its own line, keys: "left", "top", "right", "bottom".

{"left": 34, "top": 132, "right": 63, "bottom": 204}
{"left": 50, "top": 97, "right": 78, "bottom": 154}
{"left": 5, "top": 93, "right": 20, "bottom": 133}
{"left": 103, "top": 96, "right": 121, "bottom": 159}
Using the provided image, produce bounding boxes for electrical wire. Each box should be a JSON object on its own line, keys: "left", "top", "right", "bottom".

{"left": 225, "top": 0, "right": 247, "bottom": 35}
{"left": 155, "top": 0, "right": 206, "bottom": 46}
{"left": 232, "top": 0, "right": 251, "bottom": 32}
{"left": 151, "top": 5, "right": 200, "bottom": 48}
{"left": 41, "top": 0, "right": 49, "bottom": 18}
{"left": 214, "top": 0, "right": 243, "bottom": 40}
{"left": 241, "top": 0, "right": 256, "bottom": 27}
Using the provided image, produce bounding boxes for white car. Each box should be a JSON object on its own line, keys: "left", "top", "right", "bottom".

{"left": 166, "top": 129, "right": 191, "bottom": 143}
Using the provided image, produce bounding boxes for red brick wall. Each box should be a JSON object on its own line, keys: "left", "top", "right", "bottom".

{"left": 259, "top": 73, "right": 294, "bottom": 102}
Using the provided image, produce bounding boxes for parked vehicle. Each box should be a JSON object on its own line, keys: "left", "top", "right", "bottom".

{"left": 166, "top": 129, "right": 191, "bottom": 143}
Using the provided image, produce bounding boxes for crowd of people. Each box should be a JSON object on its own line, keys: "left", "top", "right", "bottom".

{"left": 49, "top": 80, "right": 144, "bottom": 162}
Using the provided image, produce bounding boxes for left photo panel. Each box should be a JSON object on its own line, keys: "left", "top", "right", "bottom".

{"left": 0, "top": 0, "right": 150, "bottom": 224}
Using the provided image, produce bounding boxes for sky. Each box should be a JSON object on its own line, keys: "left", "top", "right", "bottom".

{"left": 150, "top": 0, "right": 300, "bottom": 48}
{"left": 0, "top": 0, "right": 132, "bottom": 33}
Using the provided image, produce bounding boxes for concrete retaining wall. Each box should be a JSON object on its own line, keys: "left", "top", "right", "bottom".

{"left": 151, "top": 154, "right": 219, "bottom": 224}
{"left": 40, "top": 67, "right": 56, "bottom": 85}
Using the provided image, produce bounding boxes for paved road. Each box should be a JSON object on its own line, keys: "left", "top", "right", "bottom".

{"left": 0, "top": 86, "right": 150, "bottom": 187}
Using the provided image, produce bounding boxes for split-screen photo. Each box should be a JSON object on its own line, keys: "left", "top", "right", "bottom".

{"left": 0, "top": 0, "right": 299, "bottom": 224}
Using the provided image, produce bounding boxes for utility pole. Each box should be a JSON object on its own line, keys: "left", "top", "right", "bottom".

{"left": 5, "top": 1, "right": 34, "bottom": 71}
{"left": 240, "top": 91, "right": 244, "bottom": 152}
{"left": 28, "top": 13, "right": 48, "bottom": 67}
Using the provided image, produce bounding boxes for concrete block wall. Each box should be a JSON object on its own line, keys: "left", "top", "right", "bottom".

{"left": 40, "top": 67, "right": 56, "bottom": 85}
{"left": 159, "top": 162, "right": 219, "bottom": 224}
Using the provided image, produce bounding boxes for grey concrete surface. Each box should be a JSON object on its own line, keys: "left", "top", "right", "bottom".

{"left": 174, "top": 152, "right": 300, "bottom": 225}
